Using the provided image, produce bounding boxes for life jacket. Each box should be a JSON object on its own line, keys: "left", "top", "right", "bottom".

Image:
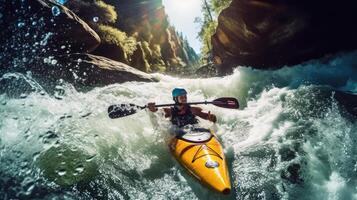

{"left": 170, "top": 105, "right": 198, "bottom": 127}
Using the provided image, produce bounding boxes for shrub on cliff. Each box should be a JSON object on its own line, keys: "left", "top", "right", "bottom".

{"left": 96, "top": 24, "right": 137, "bottom": 57}
{"left": 66, "top": 0, "right": 117, "bottom": 24}
{"left": 95, "top": 0, "right": 117, "bottom": 23}
{"left": 67, "top": 0, "right": 138, "bottom": 63}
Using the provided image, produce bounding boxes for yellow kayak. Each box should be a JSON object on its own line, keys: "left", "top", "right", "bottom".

{"left": 170, "top": 127, "right": 231, "bottom": 194}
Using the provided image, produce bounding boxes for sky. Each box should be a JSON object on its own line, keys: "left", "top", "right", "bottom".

{"left": 162, "top": 0, "right": 203, "bottom": 54}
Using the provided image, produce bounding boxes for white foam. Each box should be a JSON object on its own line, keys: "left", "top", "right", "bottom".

{"left": 0, "top": 51, "right": 356, "bottom": 198}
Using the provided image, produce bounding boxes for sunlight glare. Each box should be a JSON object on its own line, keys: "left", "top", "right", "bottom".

{"left": 166, "top": 0, "right": 200, "bottom": 12}
{"left": 163, "top": 0, "right": 202, "bottom": 53}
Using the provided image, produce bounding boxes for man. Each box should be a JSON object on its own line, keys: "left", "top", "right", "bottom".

{"left": 147, "top": 88, "right": 217, "bottom": 127}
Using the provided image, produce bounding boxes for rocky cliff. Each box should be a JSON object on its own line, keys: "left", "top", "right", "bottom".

{"left": 0, "top": 0, "right": 157, "bottom": 88}
{"left": 0, "top": 0, "right": 202, "bottom": 89}
{"left": 68, "top": 0, "right": 199, "bottom": 73}
{"left": 113, "top": 0, "right": 199, "bottom": 73}
{"left": 212, "top": 0, "right": 357, "bottom": 74}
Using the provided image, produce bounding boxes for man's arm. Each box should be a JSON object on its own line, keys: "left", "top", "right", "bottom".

{"left": 163, "top": 108, "right": 171, "bottom": 118}
{"left": 191, "top": 107, "right": 217, "bottom": 123}
{"left": 148, "top": 103, "right": 171, "bottom": 118}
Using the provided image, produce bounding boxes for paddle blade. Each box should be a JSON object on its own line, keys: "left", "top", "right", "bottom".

{"left": 108, "top": 104, "right": 143, "bottom": 119}
{"left": 212, "top": 97, "right": 239, "bottom": 109}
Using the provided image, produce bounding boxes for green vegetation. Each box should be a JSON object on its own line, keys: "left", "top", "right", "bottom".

{"left": 196, "top": 20, "right": 217, "bottom": 64}
{"left": 211, "top": 0, "right": 232, "bottom": 15}
{"left": 67, "top": 0, "right": 199, "bottom": 74}
{"left": 95, "top": 0, "right": 117, "bottom": 23}
{"left": 67, "top": 0, "right": 138, "bottom": 60}
{"left": 96, "top": 24, "right": 137, "bottom": 56}
{"left": 196, "top": 0, "right": 232, "bottom": 64}
{"left": 66, "top": 0, "right": 117, "bottom": 24}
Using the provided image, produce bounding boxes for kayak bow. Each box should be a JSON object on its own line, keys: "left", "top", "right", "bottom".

{"left": 170, "top": 127, "right": 231, "bottom": 194}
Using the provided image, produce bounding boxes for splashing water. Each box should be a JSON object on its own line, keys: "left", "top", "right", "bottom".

{"left": 0, "top": 52, "right": 356, "bottom": 199}
{"left": 56, "top": 0, "right": 68, "bottom": 5}
{"left": 93, "top": 17, "right": 99, "bottom": 23}
{"left": 40, "top": 32, "right": 53, "bottom": 46}
{"left": 17, "top": 22, "right": 25, "bottom": 28}
{"left": 51, "top": 6, "right": 61, "bottom": 17}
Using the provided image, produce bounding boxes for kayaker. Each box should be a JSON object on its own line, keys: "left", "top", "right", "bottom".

{"left": 147, "top": 88, "right": 217, "bottom": 127}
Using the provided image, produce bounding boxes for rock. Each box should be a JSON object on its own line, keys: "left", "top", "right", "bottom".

{"left": 130, "top": 42, "right": 151, "bottom": 72}
{"left": 183, "top": 41, "right": 200, "bottom": 67}
{"left": 212, "top": 0, "right": 357, "bottom": 74}
{"left": 167, "top": 27, "right": 199, "bottom": 68}
{"left": 145, "top": 43, "right": 167, "bottom": 72}
{"left": 29, "top": 53, "right": 157, "bottom": 87}
{"left": 161, "top": 28, "right": 187, "bottom": 72}
{"left": 0, "top": 0, "right": 100, "bottom": 68}
{"left": 161, "top": 28, "right": 178, "bottom": 62}
{"left": 195, "top": 63, "right": 218, "bottom": 78}
{"left": 105, "top": 1, "right": 199, "bottom": 72}
{"left": 92, "top": 43, "right": 128, "bottom": 64}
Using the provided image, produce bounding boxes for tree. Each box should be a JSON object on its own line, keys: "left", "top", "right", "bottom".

{"left": 196, "top": 0, "right": 232, "bottom": 64}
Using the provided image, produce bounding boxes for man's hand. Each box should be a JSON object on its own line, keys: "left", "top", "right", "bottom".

{"left": 208, "top": 111, "right": 217, "bottom": 123}
{"left": 191, "top": 107, "right": 217, "bottom": 123}
{"left": 147, "top": 102, "right": 158, "bottom": 112}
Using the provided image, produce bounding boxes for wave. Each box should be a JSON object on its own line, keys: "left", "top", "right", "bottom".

{"left": 0, "top": 51, "right": 356, "bottom": 199}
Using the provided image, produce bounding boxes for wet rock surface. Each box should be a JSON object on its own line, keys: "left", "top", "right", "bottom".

{"left": 212, "top": 0, "right": 357, "bottom": 74}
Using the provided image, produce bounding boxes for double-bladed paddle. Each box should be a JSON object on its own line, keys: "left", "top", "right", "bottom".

{"left": 108, "top": 97, "right": 239, "bottom": 119}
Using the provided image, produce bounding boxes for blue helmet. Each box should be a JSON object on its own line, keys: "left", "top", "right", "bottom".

{"left": 172, "top": 88, "right": 187, "bottom": 98}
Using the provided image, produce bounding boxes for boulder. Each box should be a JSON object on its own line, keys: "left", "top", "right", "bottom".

{"left": 130, "top": 43, "right": 150, "bottom": 72}
{"left": 212, "top": 0, "right": 357, "bottom": 74}
{"left": 29, "top": 53, "right": 157, "bottom": 87}
{"left": 195, "top": 63, "right": 218, "bottom": 78}
{"left": 92, "top": 43, "right": 128, "bottom": 64}
{"left": 0, "top": 0, "right": 100, "bottom": 68}
{"left": 105, "top": 1, "right": 199, "bottom": 72}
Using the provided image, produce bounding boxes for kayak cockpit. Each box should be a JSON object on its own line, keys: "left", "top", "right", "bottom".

{"left": 171, "top": 125, "right": 213, "bottom": 143}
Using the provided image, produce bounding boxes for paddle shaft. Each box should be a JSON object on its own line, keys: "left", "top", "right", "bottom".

{"left": 153, "top": 101, "right": 213, "bottom": 108}
{"left": 108, "top": 97, "right": 238, "bottom": 119}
